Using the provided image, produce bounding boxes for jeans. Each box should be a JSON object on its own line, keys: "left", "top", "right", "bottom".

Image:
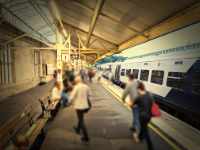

{"left": 132, "top": 106, "right": 140, "bottom": 134}
{"left": 76, "top": 109, "right": 89, "bottom": 139}
{"left": 61, "top": 92, "right": 68, "bottom": 107}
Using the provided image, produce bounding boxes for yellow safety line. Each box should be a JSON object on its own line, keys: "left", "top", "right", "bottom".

{"left": 101, "top": 83, "right": 183, "bottom": 150}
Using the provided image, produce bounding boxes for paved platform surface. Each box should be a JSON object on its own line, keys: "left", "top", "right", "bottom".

{"left": 0, "top": 81, "right": 54, "bottom": 126}
{"left": 101, "top": 78, "right": 200, "bottom": 150}
{"left": 41, "top": 83, "right": 174, "bottom": 150}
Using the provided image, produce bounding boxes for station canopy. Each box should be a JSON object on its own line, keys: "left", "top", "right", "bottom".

{"left": 0, "top": 0, "right": 199, "bottom": 63}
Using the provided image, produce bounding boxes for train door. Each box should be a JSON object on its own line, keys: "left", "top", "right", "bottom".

{"left": 115, "top": 64, "right": 121, "bottom": 81}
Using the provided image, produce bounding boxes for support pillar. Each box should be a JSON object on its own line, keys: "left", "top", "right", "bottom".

{"left": 56, "top": 29, "right": 62, "bottom": 69}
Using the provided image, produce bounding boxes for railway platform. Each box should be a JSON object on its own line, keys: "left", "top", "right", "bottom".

{"left": 0, "top": 78, "right": 200, "bottom": 150}
{"left": 100, "top": 77, "right": 200, "bottom": 150}
{"left": 0, "top": 81, "right": 54, "bottom": 125}
{"left": 41, "top": 81, "right": 178, "bottom": 150}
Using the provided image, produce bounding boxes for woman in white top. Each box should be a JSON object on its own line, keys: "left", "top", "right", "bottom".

{"left": 70, "top": 75, "right": 91, "bottom": 142}
{"left": 51, "top": 81, "right": 62, "bottom": 102}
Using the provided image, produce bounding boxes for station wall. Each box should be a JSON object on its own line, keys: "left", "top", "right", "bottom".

{"left": 0, "top": 39, "right": 57, "bottom": 101}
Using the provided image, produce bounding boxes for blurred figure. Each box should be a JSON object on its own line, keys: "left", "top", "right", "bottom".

{"left": 61, "top": 78, "right": 72, "bottom": 107}
{"left": 88, "top": 69, "right": 95, "bottom": 82}
{"left": 122, "top": 74, "right": 140, "bottom": 142}
{"left": 53, "top": 70, "right": 57, "bottom": 80}
{"left": 135, "top": 82, "right": 154, "bottom": 150}
{"left": 56, "top": 69, "right": 63, "bottom": 83}
{"left": 70, "top": 75, "right": 92, "bottom": 143}
{"left": 51, "top": 81, "right": 62, "bottom": 103}
{"left": 97, "top": 75, "right": 101, "bottom": 82}
{"left": 65, "top": 68, "right": 75, "bottom": 84}
{"left": 80, "top": 69, "right": 87, "bottom": 82}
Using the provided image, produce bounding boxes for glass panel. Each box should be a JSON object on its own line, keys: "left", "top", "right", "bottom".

{"left": 151, "top": 70, "right": 164, "bottom": 85}
{"left": 0, "top": 45, "right": 13, "bottom": 84}
{"left": 140, "top": 70, "right": 149, "bottom": 81}
{"left": 167, "top": 72, "right": 185, "bottom": 89}
{"left": 126, "top": 69, "right": 131, "bottom": 76}
{"left": 121, "top": 69, "right": 125, "bottom": 76}
{"left": 132, "top": 69, "right": 139, "bottom": 79}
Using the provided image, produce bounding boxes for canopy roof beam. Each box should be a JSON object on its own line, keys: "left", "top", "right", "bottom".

{"left": 72, "top": 0, "right": 148, "bottom": 39}
{"left": 0, "top": 3, "right": 51, "bottom": 44}
{"left": 63, "top": 21, "right": 117, "bottom": 47}
{"left": 28, "top": 0, "right": 55, "bottom": 33}
{"left": 85, "top": 0, "right": 105, "bottom": 47}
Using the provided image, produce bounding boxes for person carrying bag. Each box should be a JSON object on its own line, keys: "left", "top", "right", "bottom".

{"left": 69, "top": 75, "right": 92, "bottom": 143}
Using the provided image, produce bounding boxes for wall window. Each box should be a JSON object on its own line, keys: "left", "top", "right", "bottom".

{"left": 140, "top": 70, "right": 149, "bottom": 81}
{"left": 34, "top": 51, "right": 40, "bottom": 77}
{"left": 0, "top": 45, "right": 13, "bottom": 85}
{"left": 151, "top": 70, "right": 164, "bottom": 85}
{"left": 132, "top": 69, "right": 139, "bottom": 79}
{"left": 126, "top": 69, "right": 131, "bottom": 76}
{"left": 167, "top": 72, "right": 185, "bottom": 89}
{"left": 121, "top": 69, "right": 125, "bottom": 76}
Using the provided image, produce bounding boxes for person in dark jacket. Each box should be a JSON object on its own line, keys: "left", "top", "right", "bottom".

{"left": 134, "top": 82, "right": 154, "bottom": 150}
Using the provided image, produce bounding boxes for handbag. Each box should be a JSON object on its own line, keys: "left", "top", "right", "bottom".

{"left": 151, "top": 102, "right": 161, "bottom": 117}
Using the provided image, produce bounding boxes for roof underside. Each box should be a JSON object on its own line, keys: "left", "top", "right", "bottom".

{"left": 0, "top": 0, "right": 200, "bottom": 63}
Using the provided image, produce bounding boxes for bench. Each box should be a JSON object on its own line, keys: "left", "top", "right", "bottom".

{"left": 0, "top": 104, "right": 41, "bottom": 149}
{"left": 39, "top": 96, "right": 60, "bottom": 118}
{"left": 0, "top": 94, "right": 61, "bottom": 149}
{"left": 0, "top": 105, "right": 29, "bottom": 147}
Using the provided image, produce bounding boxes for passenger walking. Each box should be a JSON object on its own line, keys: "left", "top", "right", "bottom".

{"left": 61, "top": 78, "right": 72, "bottom": 107}
{"left": 122, "top": 74, "right": 140, "bottom": 142}
{"left": 88, "top": 69, "right": 95, "bottom": 82}
{"left": 80, "top": 69, "right": 87, "bottom": 82}
{"left": 69, "top": 75, "right": 92, "bottom": 143}
{"left": 135, "top": 82, "right": 154, "bottom": 150}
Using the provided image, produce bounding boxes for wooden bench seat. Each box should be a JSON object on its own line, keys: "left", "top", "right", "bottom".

{"left": 1, "top": 94, "right": 61, "bottom": 149}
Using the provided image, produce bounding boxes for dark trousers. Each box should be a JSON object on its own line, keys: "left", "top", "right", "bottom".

{"left": 76, "top": 109, "right": 89, "bottom": 139}
{"left": 139, "top": 116, "right": 154, "bottom": 150}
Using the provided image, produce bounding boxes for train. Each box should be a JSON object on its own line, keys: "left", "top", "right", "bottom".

{"left": 97, "top": 42, "right": 200, "bottom": 128}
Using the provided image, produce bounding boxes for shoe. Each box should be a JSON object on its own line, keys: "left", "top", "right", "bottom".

{"left": 133, "top": 132, "right": 140, "bottom": 143}
{"left": 129, "top": 127, "right": 136, "bottom": 132}
{"left": 81, "top": 137, "right": 90, "bottom": 143}
{"left": 73, "top": 126, "right": 80, "bottom": 134}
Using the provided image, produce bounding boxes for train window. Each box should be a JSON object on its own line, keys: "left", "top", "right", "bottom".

{"left": 121, "top": 69, "right": 125, "bottom": 76}
{"left": 132, "top": 69, "right": 139, "bottom": 78}
{"left": 151, "top": 70, "right": 164, "bottom": 85}
{"left": 126, "top": 69, "right": 131, "bottom": 76}
{"left": 167, "top": 72, "right": 185, "bottom": 89}
{"left": 140, "top": 70, "right": 149, "bottom": 81}
{"left": 174, "top": 61, "right": 183, "bottom": 65}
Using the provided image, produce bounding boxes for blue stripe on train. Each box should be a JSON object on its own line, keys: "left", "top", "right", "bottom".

{"left": 154, "top": 89, "right": 200, "bottom": 117}
{"left": 162, "top": 59, "right": 200, "bottom": 116}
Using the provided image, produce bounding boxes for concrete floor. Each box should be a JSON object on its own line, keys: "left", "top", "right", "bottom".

{"left": 0, "top": 81, "right": 54, "bottom": 126}
{"left": 41, "top": 83, "right": 174, "bottom": 150}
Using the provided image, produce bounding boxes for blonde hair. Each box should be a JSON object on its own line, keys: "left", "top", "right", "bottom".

{"left": 55, "top": 81, "right": 61, "bottom": 89}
